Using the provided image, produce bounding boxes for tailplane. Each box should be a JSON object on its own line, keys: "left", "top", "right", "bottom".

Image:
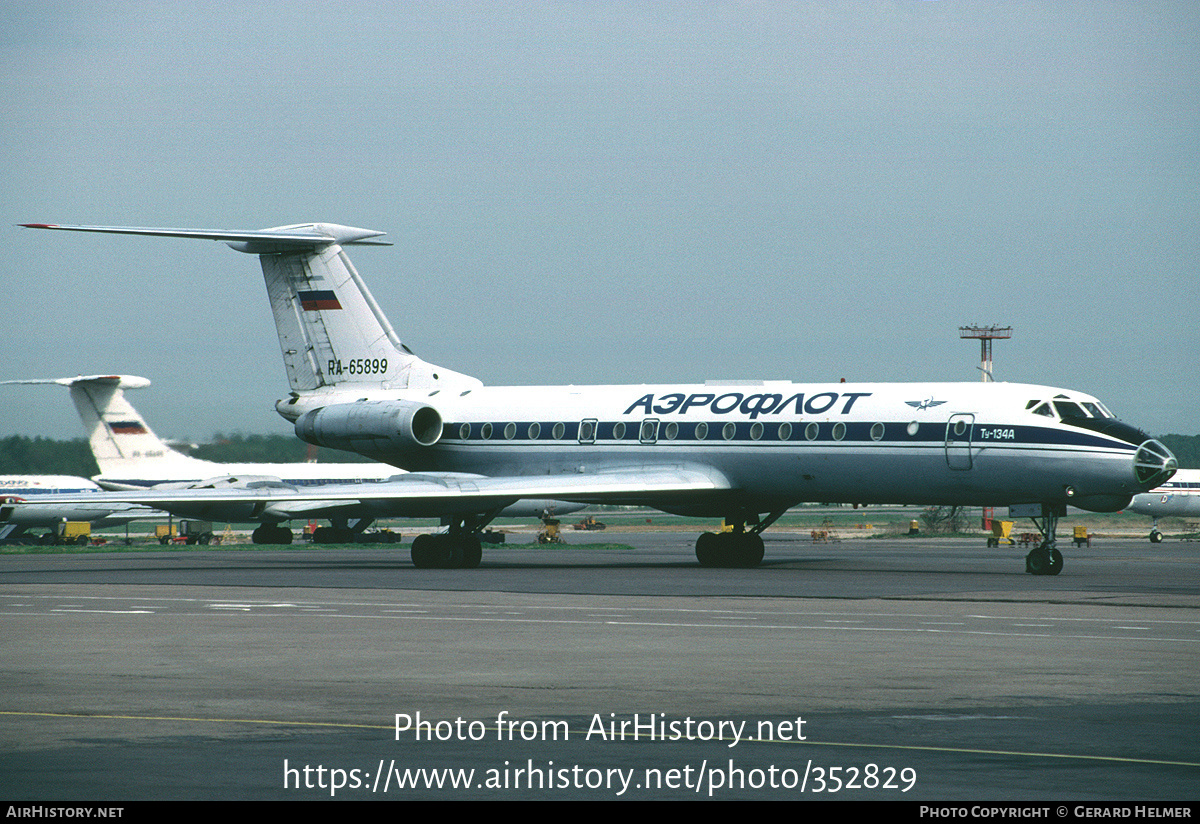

{"left": 20, "top": 223, "right": 481, "bottom": 414}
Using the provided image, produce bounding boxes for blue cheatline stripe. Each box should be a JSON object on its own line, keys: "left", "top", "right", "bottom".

{"left": 0, "top": 487, "right": 100, "bottom": 495}
{"left": 97, "top": 477, "right": 382, "bottom": 489}
{"left": 438, "top": 421, "right": 1137, "bottom": 451}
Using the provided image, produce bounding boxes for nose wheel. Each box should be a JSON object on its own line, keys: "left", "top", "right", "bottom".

{"left": 1023, "top": 503, "right": 1065, "bottom": 576}
{"left": 1149, "top": 517, "right": 1164, "bottom": 543}
{"left": 1025, "top": 544, "right": 1063, "bottom": 575}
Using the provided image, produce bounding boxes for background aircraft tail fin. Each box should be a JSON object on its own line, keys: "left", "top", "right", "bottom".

{"left": 0, "top": 375, "right": 213, "bottom": 483}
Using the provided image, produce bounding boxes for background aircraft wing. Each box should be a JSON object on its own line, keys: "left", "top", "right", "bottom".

{"left": 2, "top": 468, "right": 733, "bottom": 520}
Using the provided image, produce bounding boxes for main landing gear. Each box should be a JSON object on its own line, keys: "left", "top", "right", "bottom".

{"left": 251, "top": 524, "right": 292, "bottom": 544}
{"left": 411, "top": 532, "right": 483, "bottom": 569}
{"left": 410, "top": 510, "right": 500, "bottom": 569}
{"left": 1024, "top": 503, "right": 1065, "bottom": 576}
{"left": 694, "top": 510, "right": 786, "bottom": 568}
{"left": 253, "top": 517, "right": 375, "bottom": 545}
{"left": 310, "top": 517, "right": 374, "bottom": 544}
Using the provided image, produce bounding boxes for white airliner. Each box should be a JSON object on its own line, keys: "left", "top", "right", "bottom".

{"left": 0, "top": 475, "right": 156, "bottom": 542}
{"left": 1, "top": 373, "right": 571, "bottom": 544}
{"left": 1, "top": 374, "right": 402, "bottom": 489}
{"left": 17, "top": 222, "right": 1178, "bottom": 573}
{"left": 1127, "top": 468, "right": 1200, "bottom": 543}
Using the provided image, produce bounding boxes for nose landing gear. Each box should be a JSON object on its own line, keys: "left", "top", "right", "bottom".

{"left": 1023, "top": 503, "right": 1065, "bottom": 576}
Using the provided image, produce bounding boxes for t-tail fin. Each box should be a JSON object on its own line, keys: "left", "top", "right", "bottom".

{"left": 0, "top": 375, "right": 213, "bottom": 485}
{"left": 20, "top": 223, "right": 481, "bottom": 402}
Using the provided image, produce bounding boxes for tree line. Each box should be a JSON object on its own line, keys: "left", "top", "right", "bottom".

{"left": 2, "top": 431, "right": 1198, "bottom": 477}
{"left": 0, "top": 433, "right": 368, "bottom": 476}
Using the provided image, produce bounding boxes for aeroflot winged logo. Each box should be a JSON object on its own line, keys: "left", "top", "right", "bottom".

{"left": 624, "top": 391, "right": 872, "bottom": 418}
{"left": 905, "top": 398, "right": 946, "bottom": 411}
{"left": 298, "top": 290, "right": 342, "bottom": 311}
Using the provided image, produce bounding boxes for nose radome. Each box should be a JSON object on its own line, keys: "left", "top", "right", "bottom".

{"left": 1134, "top": 440, "right": 1177, "bottom": 488}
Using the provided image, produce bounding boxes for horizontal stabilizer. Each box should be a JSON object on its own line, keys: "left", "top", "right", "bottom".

{"left": 0, "top": 375, "right": 151, "bottom": 390}
{"left": 20, "top": 223, "right": 390, "bottom": 254}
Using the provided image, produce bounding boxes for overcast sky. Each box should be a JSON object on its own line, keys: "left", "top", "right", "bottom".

{"left": 2, "top": 1, "right": 1197, "bottom": 444}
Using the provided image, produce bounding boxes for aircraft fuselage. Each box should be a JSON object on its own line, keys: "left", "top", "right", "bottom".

{"left": 286, "top": 380, "right": 1168, "bottom": 516}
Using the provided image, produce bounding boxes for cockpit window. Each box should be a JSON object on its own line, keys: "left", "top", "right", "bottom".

{"left": 1053, "top": 401, "right": 1088, "bottom": 420}
{"left": 1082, "top": 402, "right": 1108, "bottom": 418}
{"left": 1030, "top": 402, "right": 1053, "bottom": 417}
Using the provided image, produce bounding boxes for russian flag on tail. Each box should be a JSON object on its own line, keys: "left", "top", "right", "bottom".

{"left": 298, "top": 290, "right": 342, "bottom": 311}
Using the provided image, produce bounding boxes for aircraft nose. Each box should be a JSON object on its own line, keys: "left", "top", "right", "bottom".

{"left": 1133, "top": 439, "right": 1177, "bottom": 489}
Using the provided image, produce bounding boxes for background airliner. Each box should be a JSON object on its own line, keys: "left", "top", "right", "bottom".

{"left": 0, "top": 474, "right": 157, "bottom": 542}
{"left": 1127, "top": 468, "right": 1200, "bottom": 543}
{"left": 2, "top": 373, "right": 572, "bottom": 544}
{"left": 2, "top": 373, "right": 400, "bottom": 543}
{"left": 18, "top": 222, "right": 1178, "bottom": 573}
{"left": 2, "top": 374, "right": 401, "bottom": 489}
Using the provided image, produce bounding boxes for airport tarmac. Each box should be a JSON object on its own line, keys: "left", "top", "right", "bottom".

{"left": 1, "top": 533, "right": 1197, "bottom": 800}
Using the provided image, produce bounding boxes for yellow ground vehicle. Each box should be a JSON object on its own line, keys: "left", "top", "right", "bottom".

{"left": 52, "top": 521, "right": 91, "bottom": 546}
{"left": 987, "top": 520, "right": 1015, "bottom": 547}
{"left": 538, "top": 518, "right": 564, "bottom": 544}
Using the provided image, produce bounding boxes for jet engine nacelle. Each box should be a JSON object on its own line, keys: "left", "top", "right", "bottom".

{"left": 294, "top": 400, "right": 443, "bottom": 458}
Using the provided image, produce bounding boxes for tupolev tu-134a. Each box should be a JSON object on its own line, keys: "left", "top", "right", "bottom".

{"left": 18, "top": 222, "right": 1177, "bottom": 573}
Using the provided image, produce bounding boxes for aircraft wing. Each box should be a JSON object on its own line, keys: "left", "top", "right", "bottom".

{"left": 2, "top": 468, "right": 733, "bottom": 521}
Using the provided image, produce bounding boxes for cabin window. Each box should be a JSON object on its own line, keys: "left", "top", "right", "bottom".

{"left": 528, "top": 422, "right": 541, "bottom": 439}
{"left": 778, "top": 422, "right": 792, "bottom": 440}
{"left": 695, "top": 422, "right": 708, "bottom": 440}
{"left": 458, "top": 423, "right": 471, "bottom": 440}
{"left": 503, "top": 422, "right": 517, "bottom": 440}
{"left": 481, "top": 422, "right": 493, "bottom": 440}
{"left": 832, "top": 422, "right": 846, "bottom": 441}
{"left": 750, "top": 422, "right": 763, "bottom": 440}
{"left": 613, "top": 421, "right": 626, "bottom": 440}
{"left": 722, "top": 422, "right": 736, "bottom": 440}
{"left": 870, "top": 422, "right": 885, "bottom": 441}
{"left": 805, "top": 422, "right": 819, "bottom": 441}
{"left": 664, "top": 422, "right": 679, "bottom": 440}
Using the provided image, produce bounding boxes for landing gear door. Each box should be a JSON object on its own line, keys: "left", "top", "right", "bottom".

{"left": 945, "top": 413, "right": 975, "bottom": 470}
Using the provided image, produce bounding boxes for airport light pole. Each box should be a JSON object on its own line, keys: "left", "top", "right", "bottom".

{"left": 958, "top": 325, "right": 1012, "bottom": 382}
{"left": 960, "top": 325, "right": 1012, "bottom": 532}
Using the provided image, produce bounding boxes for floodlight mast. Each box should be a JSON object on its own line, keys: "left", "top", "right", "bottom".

{"left": 959, "top": 325, "right": 1012, "bottom": 382}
